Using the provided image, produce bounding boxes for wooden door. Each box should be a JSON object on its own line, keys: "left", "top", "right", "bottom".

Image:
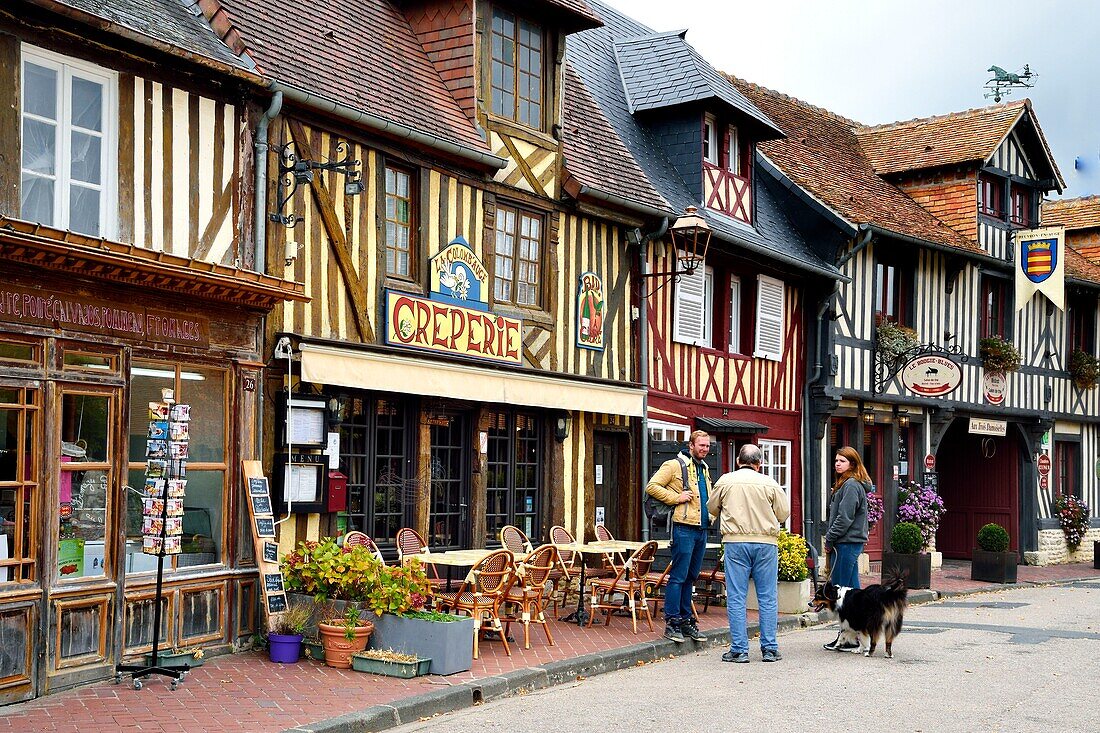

{"left": 427, "top": 413, "right": 469, "bottom": 550}
{"left": 935, "top": 421, "right": 1019, "bottom": 559}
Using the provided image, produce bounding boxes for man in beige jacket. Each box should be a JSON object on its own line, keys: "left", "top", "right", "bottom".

{"left": 707, "top": 443, "right": 790, "bottom": 663}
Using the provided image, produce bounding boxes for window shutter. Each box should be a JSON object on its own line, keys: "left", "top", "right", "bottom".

{"left": 754, "top": 274, "right": 785, "bottom": 361}
{"left": 673, "top": 265, "right": 708, "bottom": 346}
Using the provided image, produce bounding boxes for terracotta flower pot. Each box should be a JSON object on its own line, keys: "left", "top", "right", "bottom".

{"left": 318, "top": 620, "right": 374, "bottom": 669}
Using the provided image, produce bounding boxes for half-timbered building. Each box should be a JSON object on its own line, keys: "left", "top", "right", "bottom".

{"left": 733, "top": 81, "right": 1100, "bottom": 564}
{"left": 0, "top": 0, "right": 305, "bottom": 703}
{"left": 566, "top": 1, "right": 843, "bottom": 535}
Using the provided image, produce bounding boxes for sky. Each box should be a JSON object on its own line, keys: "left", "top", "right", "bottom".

{"left": 621, "top": 0, "right": 1100, "bottom": 198}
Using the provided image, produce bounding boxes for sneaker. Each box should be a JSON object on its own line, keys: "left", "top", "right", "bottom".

{"left": 721, "top": 650, "right": 749, "bottom": 663}
{"left": 663, "top": 623, "right": 685, "bottom": 644}
{"left": 761, "top": 649, "right": 782, "bottom": 662}
{"left": 681, "top": 620, "right": 705, "bottom": 641}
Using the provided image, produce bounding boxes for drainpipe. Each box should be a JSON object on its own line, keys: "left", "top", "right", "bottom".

{"left": 638, "top": 217, "right": 669, "bottom": 542}
{"left": 253, "top": 91, "right": 282, "bottom": 464}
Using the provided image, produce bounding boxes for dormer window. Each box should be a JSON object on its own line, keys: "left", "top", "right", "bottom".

{"left": 491, "top": 7, "right": 544, "bottom": 129}
{"left": 703, "top": 114, "right": 718, "bottom": 165}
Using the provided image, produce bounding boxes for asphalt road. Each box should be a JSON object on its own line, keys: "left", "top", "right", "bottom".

{"left": 390, "top": 581, "right": 1100, "bottom": 733}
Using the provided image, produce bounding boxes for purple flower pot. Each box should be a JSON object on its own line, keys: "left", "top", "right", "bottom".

{"left": 268, "top": 633, "right": 303, "bottom": 664}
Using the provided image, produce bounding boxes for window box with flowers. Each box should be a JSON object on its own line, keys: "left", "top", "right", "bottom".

{"left": 748, "top": 531, "right": 810, "bottom": 614}
{"left": 979, "top": 336, "right": 1021, "bottom": 373}
{"left": 1068, "top": 349, "right": 1099, "bottom": 390}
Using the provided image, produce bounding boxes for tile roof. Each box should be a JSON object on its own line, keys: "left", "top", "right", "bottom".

{"left": 567, "top": 0, "right": 836, "bottom": 279}
{"left": 214, "top": 0, "right": 490, "bottom": 154}
{"left": 728, "top": 76, "right": 984, "bottom": 256}
{"left": 561, "top": 62, "right": 670, "bottom": 214}
{"left": 42, "top": 0, "right": 249, "bottom": 70}
{"left": 613, "top": 31, "right": 781, "bottom": 137}
{"left": 1042, "top": 195, "right": 1100, "bottom": 231}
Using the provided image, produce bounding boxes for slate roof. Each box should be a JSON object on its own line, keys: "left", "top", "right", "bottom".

{"left": 1043, "top": 196, "right": 1100, "bottom": 231}
{"left": 214, "top": 0, "right": 490, "bottom": 154}
{"left": 613, "top": 30, "right": 781, "bottom": 137}
{"left": 40, "top": 0, "right": 249, "bottom": 71}
{"left": 565, "top": 0, "right": 837, "bottom": 280}
{"left": 729, "top": 76, "right": 985, "bottom": 256}
{"left": 854, "top": 100, "right": 1064, "bottom": 189}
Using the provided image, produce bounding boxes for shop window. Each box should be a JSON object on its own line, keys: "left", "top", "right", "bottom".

{"left": 980, "top": 275, "right": 1010, "bottom": 339}
{"left": 126, "top": 362, "right": 227, "bottom": 573}
{"left": 0, "top": 386, "right": 39, "bottom": 584}
{"left": 59, "top": 390, "right": 113, "bottom": 580}
{"left": 1054, "top": 440, "right": 1080, "bottom": 499}
{"left": 20, "top": 45, "right": 117, "bottom": 237}
{"left": 384, "top": 164, "right": 417, "bottom": 279}
{"left": 490, "top": 7, "right": 544, "bottom": 129}
{"left": 759, "top": 439, "right": 792, "bottom": 529}
{"left": 493, "top": 203, "right": 543, "bottom": 307}
{"left": 485, "top": 412, "right": 542, "bottom": 545}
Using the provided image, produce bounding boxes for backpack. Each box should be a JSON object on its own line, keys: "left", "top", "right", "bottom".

{"left": 644, "top": 454, "right": 693, "bottom": 529}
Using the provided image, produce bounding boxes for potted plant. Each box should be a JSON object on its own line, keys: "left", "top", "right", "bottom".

{"left": 876, "top": 319, "right": 920, "bottom": 366}
{"left": 364, "top": 560, "right": 475, "bottom": 675}
{"left": 351, "top": 648, "right": 432, "bottom": 678}
{"left": 979, "top": 336, "right": 1021, "bottom": 373}
{"left": 318, "top": 605, "right": 375, "bottom": 669}
{"left": 268, "top": 602, "right": 312, "bottom": 664}
{"left": 882, "top": 522, "right": 932, "bottom": 589}
{"left": 971, "top": 523, "right": 1017, "bottom": 584}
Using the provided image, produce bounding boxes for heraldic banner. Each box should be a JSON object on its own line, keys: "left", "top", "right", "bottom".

{"left": 1015, "top": 226, "right": 1065, "bottom": 311}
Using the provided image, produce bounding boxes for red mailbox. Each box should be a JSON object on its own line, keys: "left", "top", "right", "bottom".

{"left": 326, "top": 470, "right": 348, "bottom": 513}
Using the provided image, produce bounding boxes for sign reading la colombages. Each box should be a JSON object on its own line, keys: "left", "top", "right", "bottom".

{"left": 900, "top": 354, "right": 962, "bottom": 397}
{"left": 384, "top": 237, "right": 522, "bottom": 364}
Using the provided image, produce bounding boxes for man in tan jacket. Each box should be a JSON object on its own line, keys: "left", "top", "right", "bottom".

{"left": 707, "top": 443, "right": 790, "bottom": 663}
{"left": 645, "top": 430, "right": 714, "bottom": 644}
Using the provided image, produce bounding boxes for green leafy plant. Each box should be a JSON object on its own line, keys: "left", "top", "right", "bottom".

{"left": 876, "top": 319, "right": 920, "bottom": 364}
{"left": 1069, "top": 349, "right": 1099, "bottom": 390}
{"left": 890, "top": 522, "right": 924, "bottom": 554}
{"left": 777, "top": 530, "right": 809, "bottom": 582}
{"left": 976, "top": 523, "right": 1010, "bottom": 553}
{"left": 979, "top": 336, "right": 1021, "bottom": 373}
{"left": 271, "top": 602, "right": 312, "bottom": 636}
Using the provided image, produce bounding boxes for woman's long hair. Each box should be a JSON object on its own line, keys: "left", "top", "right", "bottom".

{"left": 833, "top": 445, "right": 871, "bottom": 491}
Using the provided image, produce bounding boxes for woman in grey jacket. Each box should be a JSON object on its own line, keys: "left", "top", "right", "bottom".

{"left": 825, "top": 446, "right": 871, "bottom": 589}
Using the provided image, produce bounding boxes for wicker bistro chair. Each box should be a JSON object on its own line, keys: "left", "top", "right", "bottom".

{"left": 395, "top": 527, "right": 447, "bottom": 590}
{"left": 343, "top": 531, "right": 385, "bottom": 563}
{"left": 587, "top": 541, "right": 659, "bottom": 634}
{"left": 500, "top": 524, "right": 534, "bottom": 558}
{"left": 434, "top": 549, "right": 515, "bottom": 658}
{"left": 501, "top": 544, "right": 558, "bottom": 649}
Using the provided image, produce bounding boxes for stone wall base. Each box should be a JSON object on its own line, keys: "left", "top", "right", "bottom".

{"left": 1023, "top": 528, "right": 1100, "bottom": 566}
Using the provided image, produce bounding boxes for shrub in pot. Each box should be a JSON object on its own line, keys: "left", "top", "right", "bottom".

{"left": 882, "top": 521, "right": 931, "bottom": 589}
{"left": 268, "top": 602, "right": 312, "bottom": 664}
{"left": 971, "top": 523, "right": 1016, "bottom": 584}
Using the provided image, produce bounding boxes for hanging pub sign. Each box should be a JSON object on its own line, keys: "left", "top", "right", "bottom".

{"left": 1015, "top": 226, "right": 1065, "bottom": 311}
{"left": 900, "top": 354, "right": 962, "bottom": 397}
{"left": 576, "top": 271, "right": 605, "bottom": 351}
{"left": 384, "top": 236, "right": 522, "bottom": 364}
{"left": 983, "top": 370, "right": 1007, "bottom": 405}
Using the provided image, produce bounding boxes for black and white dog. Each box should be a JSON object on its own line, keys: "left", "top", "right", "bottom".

{"left": 810, "top": 575, "right": 908, "bottom": 657}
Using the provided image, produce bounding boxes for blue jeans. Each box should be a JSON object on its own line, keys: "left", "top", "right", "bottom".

{"left": 664, "top": 523, "right": 708, "bottom": 623}
{"left": 724, "top": 542, "right": 779, "bottom": 653}
{"left": 830, "top": 542, "right": 863, "bottom": 589}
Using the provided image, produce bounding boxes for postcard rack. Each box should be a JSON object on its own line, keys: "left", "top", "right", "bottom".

{"left": 115, "top": 390, "right": 190, "bottom": 690}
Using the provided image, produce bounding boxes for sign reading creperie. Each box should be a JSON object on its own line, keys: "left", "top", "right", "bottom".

{"left": 0, "top": 284, "right": 209, "bottom": 347}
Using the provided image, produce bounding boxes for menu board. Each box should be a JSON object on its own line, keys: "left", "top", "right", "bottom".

{"left": 143, "top": 401, "right": 188, "bottom": 555}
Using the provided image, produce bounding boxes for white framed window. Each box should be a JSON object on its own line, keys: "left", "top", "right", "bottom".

{"left": 673, "top": 264, "right": 712, "bottom": 347}
{"left": 759, "top": 439, "right": 792, "bottom": 529}
{"left": 727, "top": 125, "right": 740, "bottom": 174}
{"left": 20, "top": 45, "right": 117, "bottom": 238}
{"left": 648, "top": 420, "right": 690, "bottom": 443}
{"left": 753, "top": 274, "right": 784, "bottom": 361}
{"left": 703, "top": 114, "right": 718, "bottom": 165}
{"left": 728, "top": 274, "right": 742, "bottom": 354}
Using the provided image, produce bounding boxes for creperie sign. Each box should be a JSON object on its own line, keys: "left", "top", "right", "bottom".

{"left": 384, "top": 290, "right": 522, "bottom": 364}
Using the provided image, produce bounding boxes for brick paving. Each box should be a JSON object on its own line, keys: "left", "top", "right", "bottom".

{"left": 1, "top": 561, "right": 1096, "bottom": 733}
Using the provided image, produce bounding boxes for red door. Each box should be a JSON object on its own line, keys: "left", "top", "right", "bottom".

{"left": 934, "top": 421, "right": 1019, "bottom": 559}
{"left": 861, "top": 426, "right": 886, "bottom": 560}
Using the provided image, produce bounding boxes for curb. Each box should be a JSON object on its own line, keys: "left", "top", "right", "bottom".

{"left": 283, "top": 575, "right": 1100, "bottom": 733}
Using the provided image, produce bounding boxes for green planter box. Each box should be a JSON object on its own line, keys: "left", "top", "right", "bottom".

{"left": 367, "top": 612, "right": 474, "bottom": 675}
{"left": 351, "top": 654, "right": 431, "bottom": 678}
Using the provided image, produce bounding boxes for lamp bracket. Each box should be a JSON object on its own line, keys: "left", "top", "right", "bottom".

{"left": 269, "top": 140, "right": 362, "bottom": 227}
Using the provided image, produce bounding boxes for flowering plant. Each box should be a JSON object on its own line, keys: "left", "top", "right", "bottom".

{"left": 866, "top": 491, "right": 884, "bottom": 530}
{"left": 776, "top": 530, "right": 809, "bottom": 582}
{"left": 896, "top": 481, "right": 945, "bottom": 549}
{"left": 1052, "top": 495, "right": 1090, "bottom": 551}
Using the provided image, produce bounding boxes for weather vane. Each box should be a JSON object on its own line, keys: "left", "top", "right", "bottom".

{"left": 984, "top": 64, "right": 1036, "bottom": 103}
